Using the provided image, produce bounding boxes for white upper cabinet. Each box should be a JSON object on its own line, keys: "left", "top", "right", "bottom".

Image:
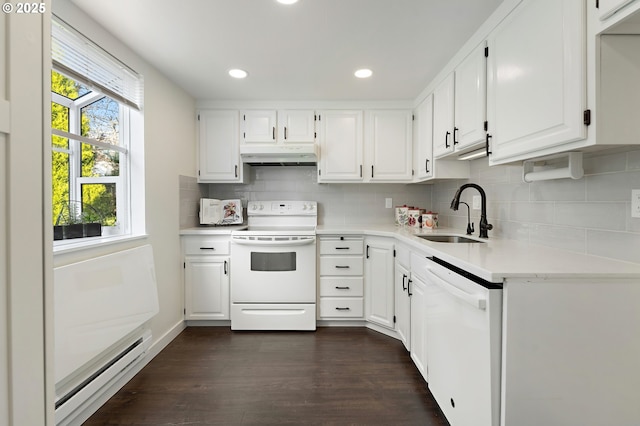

{"left": 414, "top": 94, "right": 434, "bottom": 180}
{"left": 242, "top": 110, "right": 315, "bottom": 144}
{"left": 365, "top": 110, "right": 413, "bottom": 182}
{"left": 432, "top": 73, "right": 455, "bottom": 158}
{"left": 433, "top": 42, "right": 487, "bottom": 160}
{"left": 414, "top": 94, "right": 470, "bottom": 182}
{"left": 599, "top": 0, "right": 637, "bottom": 20}
{"left": 454, "top": 43, "right": 487, "bottom": 152}
{"left": 486, "top": 0, "right": 586, "bottom": 164}
{"left": 197, "top": 110, "right": 245, "bottom": 183}
{"left": 317, "top": 110, "right": 364, "bottom": 182}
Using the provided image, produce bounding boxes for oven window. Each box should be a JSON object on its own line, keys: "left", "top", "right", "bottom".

{"left": 251, "top": 252, "right": 297, "bottom": 272}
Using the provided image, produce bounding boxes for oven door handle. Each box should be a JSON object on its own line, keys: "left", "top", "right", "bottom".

{"left": 231, "top": 237, "right": 316, "bottom": 246}
{"left": 424, "top": 266, "right": 486, "bottom": 310}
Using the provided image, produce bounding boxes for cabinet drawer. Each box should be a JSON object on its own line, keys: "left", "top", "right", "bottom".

{"left": 184, "top": 237, "right": 230, "bottom": 255}
{"left": 319, "top": 238, "right": 364, "bottom": 255}
{"left": 320, "top": 297, "right": 364, "bottom": 318}
{"left": 319, "top": 256, "right": 363, "bottom": 276}
{"left": 320, "top": 277, "right": 364, "bottom": 296}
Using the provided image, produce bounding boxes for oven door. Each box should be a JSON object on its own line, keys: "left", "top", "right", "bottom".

{"left": 231, "top": 235, "right": 316, "bottom": 303}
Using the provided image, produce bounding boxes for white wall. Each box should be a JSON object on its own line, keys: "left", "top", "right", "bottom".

{"left": 52, "top": 0, "right": 195, "bottom": 375}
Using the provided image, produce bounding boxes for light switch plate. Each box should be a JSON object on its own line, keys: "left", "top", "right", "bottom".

{"left": 472, "top": 195, "right": 481, "bottom": 210}
{"left": 632, "top": 190, "right": 640, "bottom": 218}
{"left": 385, "top": 198, "right": 393, "bottom": 209}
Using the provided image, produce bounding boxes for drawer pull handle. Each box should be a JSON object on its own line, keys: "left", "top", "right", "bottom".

{"left": 335, "top": 265, "right": 350, "bottom": 269}
{"left": 200, "top": 247, "right": 215, "bottom": 250}
{"left": 335, "top": 286, "right": 350, "bottom": 290}
{"left": 335, "top": 247, "right": 350, "bottom": 250}
{"left": 335, "top": 307, "right": 351, "bottom": 311}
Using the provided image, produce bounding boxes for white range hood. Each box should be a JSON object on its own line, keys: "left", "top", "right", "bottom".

{"left": 240, "top": 144, "right": 318, "bottom": 166}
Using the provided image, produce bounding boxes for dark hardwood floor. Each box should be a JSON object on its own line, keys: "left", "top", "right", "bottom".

{"left": 84, "top": 327, "right": 449, "bottom": 425}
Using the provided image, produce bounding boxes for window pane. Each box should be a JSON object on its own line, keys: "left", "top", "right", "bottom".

{"left": 81, "top": 96, "right": 120, "bottom": 147}
{"left": 81, "top": 143, "right": 120, "bottom": 177}
{"left": 81, "top": 183, "right": 117, "bottom": 226}
{"left": 51, "top": 102, "right": 69, "bottom": 135}
{"left": 52, "top": 150, "right": 70, "bottom": 225}
{"left": 51, "top": 70, "right": 90, "bottom": 100}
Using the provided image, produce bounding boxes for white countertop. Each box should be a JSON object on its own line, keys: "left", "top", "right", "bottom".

{"left": 316, "top": 225, "right": 640, "bottom": 282}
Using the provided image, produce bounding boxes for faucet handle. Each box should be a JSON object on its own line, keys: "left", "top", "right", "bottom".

{"left": 467, "top": 222, "right": 475, "bottom": 235}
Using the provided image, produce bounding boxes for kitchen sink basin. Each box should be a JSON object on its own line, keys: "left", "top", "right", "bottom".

{"left": 417, "top": 235, "right": 485, "bottom": 243}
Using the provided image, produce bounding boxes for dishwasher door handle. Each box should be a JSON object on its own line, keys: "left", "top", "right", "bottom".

{"left": 425, "top": 267, "right": 487, "bottom": 310}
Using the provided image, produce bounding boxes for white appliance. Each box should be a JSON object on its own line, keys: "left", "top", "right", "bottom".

{"left": 239, "top": 144, "right": 318, "bottom": 165}
{"left": 230, "top": 200, "right": 317, "bottom": 330}
{"left": 199, "top": 198, "right": 243, "bottom": 225}
{"left": 423, "top": 256, "right": 502, "bottom": 426}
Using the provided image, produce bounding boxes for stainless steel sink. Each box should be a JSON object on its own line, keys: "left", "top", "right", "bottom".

{"left": 417, "top": 235, "right": 485, "bottom": 243}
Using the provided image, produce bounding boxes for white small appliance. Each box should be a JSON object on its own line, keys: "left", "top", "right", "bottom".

{"left": 199, "top": 198, "right": 243, "bottom": 225}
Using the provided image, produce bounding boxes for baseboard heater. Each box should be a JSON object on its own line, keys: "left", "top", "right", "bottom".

{"left": 54, "top": 330, "right": 152, "bottom": 424}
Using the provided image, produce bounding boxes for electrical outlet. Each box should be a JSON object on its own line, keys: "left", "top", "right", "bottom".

{"left": 632, "top": 190, "right": 640, "bottom": 218}
{"left": 472, "top": 195, "right": 481, "bottom": 210}
{"left": 385, "top": 198, "right": 393, "bottom": 209}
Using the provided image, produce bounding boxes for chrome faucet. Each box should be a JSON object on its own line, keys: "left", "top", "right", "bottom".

{"left": 459, "top": 202, "right": 474, "bottom": 235}
{"left": 450, "top": 183, "right": 493, "bottom": 238}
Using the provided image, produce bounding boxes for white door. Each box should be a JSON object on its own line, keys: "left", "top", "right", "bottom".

{"left": 242, "top": 110, "right": 277, "bottom": 143}
{"left": 414, "top": 94, "right": 434, "bottom": 180}
{"left": 365, "top": 110, "right": 413, "bottom": 182}
{"left": 185, "top": 257, "right": 230, "bottom": 320}
{"left": 278, "top": 110, "right": 316, "bottom": 144}
{"left": 486, "top": 0, "right": 586, "bottom": 164}
{"left": 432, "top": 73, "right": 455, "bottom": 157}
{"left": 394, "top": 262, "right": 411, "bottom": 351}
{"left": 454, "top": 42, "right": 487, "bottom": 151}
{"left": 364, "top": 238, "right": 395, "bottom": 329}
{"left": 317, "top": 110, "right": 364, "bottom": 182}
{"left": 198, "top": 110, "right": 242, "bottom": 182}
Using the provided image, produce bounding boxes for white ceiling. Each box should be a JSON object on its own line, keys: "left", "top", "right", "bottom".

{"left": 70, "top": 0, "right": 504, "bottom": 102}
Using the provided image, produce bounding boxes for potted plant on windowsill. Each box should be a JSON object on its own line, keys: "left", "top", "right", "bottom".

{"left": 54, "top": 201, "right": 103, "bottom": 240}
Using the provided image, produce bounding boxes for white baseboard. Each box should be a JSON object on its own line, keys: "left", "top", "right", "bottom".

{"left": 60, "top": 320, "right": 186, "bottom": 426}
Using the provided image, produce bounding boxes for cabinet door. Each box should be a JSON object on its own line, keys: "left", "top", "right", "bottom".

{"left": 409, "top": 273, "right": 427, "bottom": 382}
{"left": 366, "top": 110, "right": 413, "bottom": 182}
{"left": 394, "top": 262, "right": 411, "bottom": 351}
{"left": 278, "top": 110, "right": 316, "bottom": 144}
{"left": 454, "top": 43, "right": 487, "bottom": 151}
{"left": 184, "top": 256, "right": 229, "bottom": 320}
{"left": 242, "top": 110, "right": 277, "bottom": 143}
{"left": 198, "top": 110, "right": 242, "bottom": 182}
{"left": 432, "top": 73, "right": 455, "bottom": 158}
{"left": 486, "top": 0, "right": 586, "bottom": 164}
{"left": 364, "top": 238, "right": 395, "bottom": 329}
{"left": 317, "top": 110, "right": 364, "bottom": 182}
{"left": 414, "top": 95, "right": 434, "bottom": 180}
{"left": 599, "top": 0, "right": 636, "bottom": 20}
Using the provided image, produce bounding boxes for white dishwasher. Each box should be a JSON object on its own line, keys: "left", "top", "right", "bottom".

{"left": 423, "top": 256, "right": 503, "bottom": 426}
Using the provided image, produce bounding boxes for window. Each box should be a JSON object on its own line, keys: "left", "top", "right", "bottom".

{"left": 51, "top": 17, "right": 143, "bottom": 243}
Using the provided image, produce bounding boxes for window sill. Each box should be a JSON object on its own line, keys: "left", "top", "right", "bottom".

{"left": 53, "top": 233, "right": 148, "bottom": 256}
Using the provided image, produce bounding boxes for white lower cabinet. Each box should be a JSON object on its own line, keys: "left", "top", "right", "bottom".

{"left": 182, "top": 235, "right": 230, "bottom": 320}
{"left": 318, "top": 236, "right": 364, "bottom": 319}
{"left": 394, "top": 244, "right": 411, "bottom": 351}
{"left": 364, "top": 237, "right": 395, "bottom": 329}
{"left": 409, "top": 252, "right": 429, "bottom": 382}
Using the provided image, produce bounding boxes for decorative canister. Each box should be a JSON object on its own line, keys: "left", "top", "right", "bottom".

{"left": 395, "top": 205, "right": 409, "bottom": 226}
{"left": 422, "top": 212, "right": 438, "bottom": 229}
{"left": 408, "top": 208, "right": 424, "bottom": 228}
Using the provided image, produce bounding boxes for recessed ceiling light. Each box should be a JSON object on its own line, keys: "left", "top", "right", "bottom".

{"left": 228, "top": 69, "right": 248, "bottom": 79}
{"left": 354, "top": 68, "right": 373, "bottom": 79}
{"left": 277, "top": 0, "right": 299, "bottom": 4}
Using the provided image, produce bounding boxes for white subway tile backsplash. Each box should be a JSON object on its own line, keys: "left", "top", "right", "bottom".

{"left": 586, "top": 171, "right": 640, "bottom": 202}
{"left": 510, "top": 202, "right": 555, "bottom": 224}
{"left": 555, "top": 202, "right": 627, "bottom": 231}
{"left": 530, "top": 178, "right": 585, "bottom": 202}
{"left": 529, "top": 224, "right": 586, "bottom": 253}
{"left": 587, "top": 230, "right": 640, "bottom": 264}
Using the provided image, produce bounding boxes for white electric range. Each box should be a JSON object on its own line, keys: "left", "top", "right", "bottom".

{"left": 230, "top": 200, "right": 317, "bottom": 330}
